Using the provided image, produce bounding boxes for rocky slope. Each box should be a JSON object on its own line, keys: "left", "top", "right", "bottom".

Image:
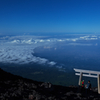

{"left": 0, "top": 68, "right": 100, "bottom": 100}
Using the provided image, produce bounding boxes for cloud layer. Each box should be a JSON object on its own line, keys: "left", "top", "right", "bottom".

{"left": 0, "top": 34, "right": 99, "bottom": 70}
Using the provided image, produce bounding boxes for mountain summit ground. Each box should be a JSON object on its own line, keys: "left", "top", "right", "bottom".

{"left": 0, "top": 68, "right": 100, "bottom": 100}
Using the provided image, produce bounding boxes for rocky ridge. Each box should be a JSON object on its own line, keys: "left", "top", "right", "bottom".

{"left": 0, "top": 68, "right": 100, "bottom": 100}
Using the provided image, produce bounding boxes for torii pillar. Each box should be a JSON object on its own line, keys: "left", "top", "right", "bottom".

{"left": 98, "top": 74, "right": 100, "bottom": 94}
{"left": 78, "top": 72, "right": 82, "bottom": 86}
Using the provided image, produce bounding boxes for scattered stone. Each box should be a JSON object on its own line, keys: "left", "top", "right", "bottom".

{"left": 0, "top": 68, "right": 100, "bottom": 100}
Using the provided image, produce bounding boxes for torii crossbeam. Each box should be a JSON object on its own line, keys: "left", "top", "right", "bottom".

{"left": 74, "top": 68, "right": 100, "bottom": 94}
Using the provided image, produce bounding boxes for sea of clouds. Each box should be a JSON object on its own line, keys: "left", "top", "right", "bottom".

{"left": 0, "top": 34, "right": 99, "bottom": 70}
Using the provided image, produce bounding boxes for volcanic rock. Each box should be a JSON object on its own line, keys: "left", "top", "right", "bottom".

{"left": 0, "top": 68, "right": 100, "bottom": 100}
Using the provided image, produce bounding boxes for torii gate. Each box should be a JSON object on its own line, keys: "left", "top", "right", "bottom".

{"left": 74, "top": 68, "right": 100, "bottom": 94}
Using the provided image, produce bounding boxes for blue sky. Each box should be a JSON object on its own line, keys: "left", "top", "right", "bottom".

{"left": 0, "top": 0, "right": 100, "bottom": 35}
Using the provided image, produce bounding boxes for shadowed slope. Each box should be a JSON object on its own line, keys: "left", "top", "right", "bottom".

{"left": 0, "top": 68, "right": 99, "bottom": 100}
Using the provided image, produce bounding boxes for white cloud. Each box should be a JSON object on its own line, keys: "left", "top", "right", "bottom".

{"left": 40, "top": 39, "right": 44, "bottom": 42}
{"left": 0, "top": 34, "right": 99, "bottom": 69}
{"left": 79, "top": 35, "right": 98, "bottom": 41}
{"left": 68, "top": 43, "right": 92, "bottom": 46}
{"left": 90, "top": 38, "right": 97, "bottom": 40}
{"left": 91, "top": 35, "right": 97, "bottom": 37}
{"left": 71, "top": 39, "right": 78, "bottom": 41}
{"left": 0, "top": 35, "right": 58, "bottom": 67}
{"left": 11, "top": 40, "right": 20, "bottom": 43}
{"left": 47, "top": 39, "right": 50, "bottom": 42}
{"left": 58, "top": 39, "right": 63, "bottom": 42}
{"left": 48, "top": 61, "right": 56, "bottom": 66}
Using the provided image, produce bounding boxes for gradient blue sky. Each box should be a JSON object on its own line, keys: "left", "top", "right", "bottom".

{"left": 0, "top": 0, "right": 100, "bottom": 35}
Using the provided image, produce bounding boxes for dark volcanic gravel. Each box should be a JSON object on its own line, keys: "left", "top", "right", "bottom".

{"left": 0, "top": 68, "right": 100, "bottom": 100}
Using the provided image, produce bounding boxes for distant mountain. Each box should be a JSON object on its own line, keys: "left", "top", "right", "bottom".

{"left": 0, "top": 68, "right": 99, "bottom": 100}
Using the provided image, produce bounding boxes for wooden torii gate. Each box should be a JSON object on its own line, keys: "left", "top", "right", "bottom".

{"left": 74, "top": 68, "right": 100, "bottom": 94}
